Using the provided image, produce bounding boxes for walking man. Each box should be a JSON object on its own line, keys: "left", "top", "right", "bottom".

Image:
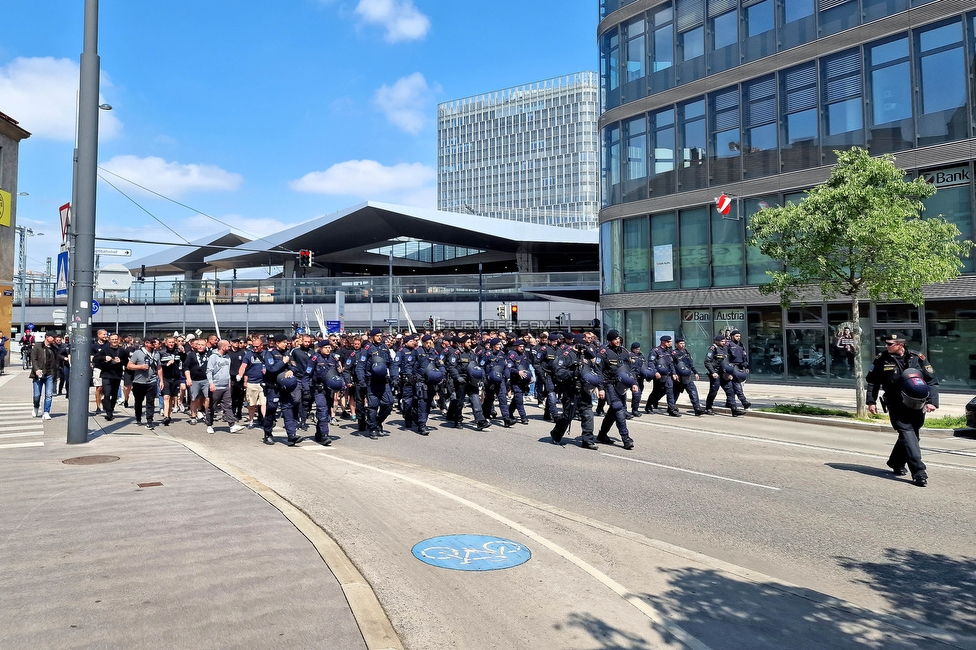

{"left": 206, "top": 339, "right": 244, "bottom": 434}
{"left": 127, "top": 337, "right": 160, "bottom": 428}
{"left": 30, "top": 333, "right": 59, "bottom": 420}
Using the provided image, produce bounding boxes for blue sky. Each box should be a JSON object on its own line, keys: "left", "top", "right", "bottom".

{"left": 2, "top": 0, "right": 596, "bottom": 275}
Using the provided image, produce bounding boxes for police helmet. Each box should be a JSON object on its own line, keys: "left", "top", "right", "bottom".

{"left": 581, "top": 368, "right": 603, "bottom": 391}
{"left": 676, "top": 361, "right": 693, "bottom": 378}
{"left": 900, "top": 370, "right": 929, "bottom": 409}
{"left": 424, "top": 363, "right": 445, "bottom": 383}
{"left": 616, "top": 363, "right": 638, "bottom": 388}
{"left": 369, "top": 358, "right": 388, "bottom": 377}
{"left": 640, "top": 364, "right": 657, "bottom": 380}
{"left": 278, "top": 374, "right": 299, "bottom": 391}
{"left": 467, "top": 364, "right": 485, "bottom": 381}
{"left": 325, "top": 370, "right": 346, "bottom": 391}
{"left": 486, "top": 365, "right": 505, "bottom": 384}
{"left": 731, "top": 366, "right": 750, "bottom": 382}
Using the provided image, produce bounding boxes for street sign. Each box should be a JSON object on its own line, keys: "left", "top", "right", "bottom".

{"left": 59, "top": 202, "right": 71, "bottom": 243}
{"left": 56, "top": 252, "right": 69, "bottom": 297}
{"left": 91, "top": 300, "right": 99, "bottom": 315}
{"left": 94, "top": 248, "right": 132, "bottom": 257}
{"left": 385, "top": 318, "right": 399, "bottom": 324}
{"left": 27, "top": 322, "right": 35, "bottom": 331}
{"left": 53, "top": 308, "right": 66, "bottom": 326}
{"left": 2, "top": 289, "right": 12, "bottom": 297}
{"left": 326, "top": 320, "right": 342, "bottom": 334}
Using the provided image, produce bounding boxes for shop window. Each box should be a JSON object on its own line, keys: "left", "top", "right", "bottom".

{"left": 787, "top": 305, "right": 823, "bottom": 324}
{"left": 653, "top": 309, "right": 682, "bottom": 343}
{"left": 603, "top": 309, "right": 624, "bottom": 339}
{"left": 678, "top": 99, "right": 707, "bottom": 191}
{"left": 787, "top": 329, "right": 828, "bottom": 380}
{"left": 652, "top": 212, "right": 679, "bottom": 290}
{"left": 915, "top": 20, "right": 969, "bottom": 147}
{"left": 748, "top": 307, "right": 784, "bottom": 377}
{"left": 625, "top": 309, "right": 652, "bottom": 351}
{"left": 876, "top": 303, "right": 919, "bottom": 324}
{"left": 872, "top": 328, "right": 923, "bottom": 357}
{"left": 601, "top": 220, "right": 623, "bottom": 293}
{"left": 867, "top": 36, "right": 914, "bottom": 155}
{"left": 925, "top": 301, "right": 976, "bottom": 388}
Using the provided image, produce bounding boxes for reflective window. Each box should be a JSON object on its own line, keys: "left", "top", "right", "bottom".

{"left": 863, "top": 0, "right": 908, "bottom": 24}
{"left": 678, "top": 99, "right": 707, "bottom": 191}
{"left": 623, "top": 18, "right": 646, "bottom": 104}
{"left": 680, "top": 27, "right": 705, "bottom": 60}
{"left": 780, "top": 0, "right": 815, "bottom": 50}
{"left": 876, "top": 303, "right": 919, "bottom": 324}
{"left": 601, "top": 220, "right": 623, "bottom": 293}
{"left": 743, "top": 0, "right": 775, "bottom": 63}
{"left": 920, "top": 170, "right": 974, "bottom": 272}
{"left": 625, "top": 309, "right": 652, "bottom": 351}
{"left": 712, "top": 10, "right": 738, "bottom": 49}
{"left": 819, "top": 0, "right": 858, "bottom": 37}
{"left": 748, "top": 307, "right": 784, "bottom": 377}
{"left": 742, "top": 76, "right": 778, "bottom": 178}
{"left": 651, "top": 213, "right": 679, "bottom": 290}
{"left": 604, "top": 30, "right": 620, "bottom": 110}
{"left": 622, "top": 216, "right": 650, "bottom": 291}
{"left": 745, "top": 196, "right": 782, "bottom": 284}
{"left": 623, "top": 116, "right": 648, "bottom": 202}
{"left": 925, "top": 301, "right": 976, "bottom": 388}
{"left": 709, "top": 1, "right": 739, "bottom": 74}
{"left": 709, "top": 87, "right": 741, "bottom": 185}
{"left": 915, "top": 20, "right": 968, "bottom": 146}
{"left": 821, "top": 48, "right": 863, "bottom": 164}
{"left": 711, "top": 204, "right": 744, "bottom": 286}
{"left": 603, "top": 124, "right": 621, "bottom": 206}
{"left": 649, "top": 6, "right": 676, "bottom": 93}
{"left": 650, "top": 108, "right": 676, "bottom": 196}
{"left": 780, "top": 63, "right": 819, "bottom": 172}
{"left": 784, "top": 0, "right": 813, "bottom": 23}
{"left": 787, "top": 329, "right": 827, "bottom": 380}
{"left": 746, "top": 0, "right": 774, "bottom": 36}
{"left": 675, "top": 0, "right": 705, "bottom": 82}
{"left": 788, "top": 306, "right": 823, "bottom": 323}
{"left": 867, "top": 36, "right": 913, "bottom": 154}
{"left": 679, "top": 207, "right": 710, "bottom": 288}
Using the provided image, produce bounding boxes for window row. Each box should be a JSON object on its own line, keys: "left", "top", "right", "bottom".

{"left": 600, "top": 0, "right": 940, "bottom": 107}
{"left": 601, "top": 169, "right": 975, "bottom": 294}
{"left": 602, "top": 16, "right": 976, "bottom": 206}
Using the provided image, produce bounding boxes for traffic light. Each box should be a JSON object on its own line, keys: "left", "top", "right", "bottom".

{"left": 298, "top": 249, "right": 312, "bottom": 268}
{"left": 510, "top": 303, "right": 518, "bottom": 325}
{"left": 497, "top": 304, "right": 507, "bottom": 318}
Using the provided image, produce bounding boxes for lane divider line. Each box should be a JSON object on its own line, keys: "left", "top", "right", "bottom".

{"left": 0, "top": 431, "right": 45, "bottom": 439}
{"left": 316, "top": 453, "right": 713, "bottom": 650}
{"left": 601, "top": 453, "right": 781, "bottom": 491}
{"left": 0, "top": 442, "right": 44, "bottom": 449}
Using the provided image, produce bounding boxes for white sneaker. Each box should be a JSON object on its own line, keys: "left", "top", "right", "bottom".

{"left": 229, "top": 424, "right": 245, "bottom": 434}
{"left": 206, "top": 426, "right": 215, "bottom": 434}
{"left": 32, "top": 407, "right": 38, "bottom": 417}
{"left": 198, "top": 413, "right": 207, "bottom": 422}
{"left": 42, "top": 412, "right": 52, "bottom": 421}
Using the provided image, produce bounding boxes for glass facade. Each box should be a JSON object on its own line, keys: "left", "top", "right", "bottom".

{"left": 437, "top": 72, "right": 599, "bottom": 229}
{"left": 602, "top": 15, "right": 976, "bottom": 205}
{"left": 600, "top": 4, "right": 976, "bottom": 387}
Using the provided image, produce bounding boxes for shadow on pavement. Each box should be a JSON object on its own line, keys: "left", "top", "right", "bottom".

{"left": 555, "top": 612, "right": 655, "bottom": 649}
{"left": 639, "top": 565, "right": 965, "bottom": 649}
{"left": 836, "top": 549, "right": 976, "bottom": 636}
{"left": 824, "top": 463, "right": 900, "bottom": 480}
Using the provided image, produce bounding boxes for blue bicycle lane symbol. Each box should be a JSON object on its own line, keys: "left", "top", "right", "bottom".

{"left": 411, "top": 535, "right": 531, "bottom": 572}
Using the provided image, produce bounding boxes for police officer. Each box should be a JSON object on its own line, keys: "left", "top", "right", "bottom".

{"left": 446, "top": 335, "right": 491, "bottom": 430}
{"left": 629, "top": 342, "right": 646, "bottom": 418}
{"left": 703, "top": 335, "right": 741, "bottom": 416}
{"left": 535, "top": 334, "right": 560, "bottom": 422}
{"left": 262, "top": 335, "right": 300, "bottom": 446}
{"left": 415, "top": 334, "right": 444, "bottom": 435}
{"left": 355, "top": 328, "right": 395, "bottom": 439}
{"left": 726, "top": 329, "right": 752, "bottom": 410}
{"left": 482, "top": 337, "right": 515, "bottom": 428}
{"left": 393, "top": 334, "right": 421, "bottom": 430}
{"left": 310, "top": 339, "right": 343, "bottom": 445}
{"left": 550, "top": 334, "right": 599, "bottom": 448}
{"left": 290, "top": 334, "right": 315, "bottom": 430}
{"left": 645, "top": 335, "right": 681, "bottom": 417}
{"left": 596, "top": 330, "right": 636, "bottom": 450}
{"left": 866, "top": 334, "right": 939, "bottom": 487}
{"left": 506, "top": 339, "right": 532, "bottom": 425}
{"left": 671, "top": 338, "right": 705, "bottom": 416}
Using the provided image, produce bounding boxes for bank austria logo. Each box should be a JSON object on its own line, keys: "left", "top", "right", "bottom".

{"left": 922, "top": 166, "right": 970, "bottom": 188}
{"left": 715, "top": 310, "right": 745, "bottom": 321}
{"left": 683, "top": 310, "right": 710, "bottom": 322}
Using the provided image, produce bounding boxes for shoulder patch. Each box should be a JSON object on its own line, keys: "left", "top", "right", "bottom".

{"left": 918, "top": 354, "right": 925, "bottom": 360}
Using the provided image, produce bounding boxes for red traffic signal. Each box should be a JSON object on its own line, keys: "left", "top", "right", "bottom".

{"left": 299, "top": 249, "right": 312, "bottom": 267}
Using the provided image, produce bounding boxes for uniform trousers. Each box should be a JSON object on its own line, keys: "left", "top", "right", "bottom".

{"left": 886, "top": 404, "right": 927, "bottom": 479}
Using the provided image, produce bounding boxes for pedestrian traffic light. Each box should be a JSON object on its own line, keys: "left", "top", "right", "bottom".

{"left": 497, "top": 304, "right": 507, "bottom": 318}
{"left": 299, "top": 249, "right": 312, "bottom": 268}
{"left": 510, "top": 303, "right": 518, "bottom": 324}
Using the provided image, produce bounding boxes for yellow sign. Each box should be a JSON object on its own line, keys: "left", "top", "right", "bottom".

{"left": 0, "top": 189, "right": 10, "bottom": 227}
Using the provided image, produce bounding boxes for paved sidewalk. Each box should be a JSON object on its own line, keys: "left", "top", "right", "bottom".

{"left": 741, "top": 381, "right": 972, "bottom": 418}
{"left": 0, "top": 369, "right": 370, "bottom": 650}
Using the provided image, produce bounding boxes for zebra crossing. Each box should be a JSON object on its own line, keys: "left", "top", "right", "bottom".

{"left": 0, "top": 403, "right": 46, "bottom": 450}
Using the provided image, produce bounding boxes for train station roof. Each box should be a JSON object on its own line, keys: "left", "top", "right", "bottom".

{"left": 127, "top": 230, "right": 251, "bottom": 277}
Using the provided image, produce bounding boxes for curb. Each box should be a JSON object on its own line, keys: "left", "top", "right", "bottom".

{"left": 163, "top": 436, "right": 403, "bottom": 650}
{"left": 731, "top": 407, "right": 976, "bottom": 436}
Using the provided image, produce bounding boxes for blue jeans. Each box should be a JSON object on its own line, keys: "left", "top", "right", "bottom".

{"left": 33, "top": 375, "right": 54, "bottom": 413}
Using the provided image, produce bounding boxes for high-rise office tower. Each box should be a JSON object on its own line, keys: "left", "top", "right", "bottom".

{"left": 438, "top": 72, "right": 600, "bottom": 230}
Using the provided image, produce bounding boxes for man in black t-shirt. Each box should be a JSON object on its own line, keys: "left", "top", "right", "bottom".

{"left": 96, "top": 333, "right": 128, "bottom": 421}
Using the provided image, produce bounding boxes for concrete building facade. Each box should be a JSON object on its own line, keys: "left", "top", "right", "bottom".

{"left": 0, "top": 110, "right": 31, "bottom": 338}
{"left": 438, "top": 72, "right": 601, "bottom": 230}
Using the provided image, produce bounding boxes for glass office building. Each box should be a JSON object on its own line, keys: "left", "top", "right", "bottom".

{"left": 438, "top": 72, "right": 601, "bottom": 230}
{"left": 598, "top": 0, "right": 976, "bottom": 387}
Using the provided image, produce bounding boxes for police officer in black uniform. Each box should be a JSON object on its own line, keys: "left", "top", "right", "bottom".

{"left": 415, "top": 334, "right": 444, "bottom": 435}
{"left": 645, "top": 335, "right": 681, "bottom": 417}
{"left": 355, "top": 328, "right": 395, "bottom": 439}
{"left": 550, "top": 334, "right": 598, "bottom": 448}
{"left": 726, "top": 329, "right": 752, "bottom": 410}
{"left": 506, "top": 339, "right": 532, "bottom": 425}
{"left": 262, "top": 335, "right": 300, "bottom": 446}
{"left": 393, "top": 334, "right": 421, "bottom": 430}
{"left": 596, "top": 330, "right": 636, "bottom": 450}
{"left": 671, "top": 337, "right": 705, "bottom": 416}
{"left": 482, "top": 337, "right": 515, "bottom": 428}
{"left": 446, "top": 335, "right": 491, "bottom": 430}
{"left": 866, "top": 333, "right": 939, "bottom": 487}
{"left": 290, "top": 334, "right": 315, "bottom": 430}
{"left": 629, "top": 342, "right": 646, "bottom": 418}
{"left": 310, "top": 339, "right": 343, "bottom": 445}
{"left": 703, "top": 335, "right": 741, "bottom": 416}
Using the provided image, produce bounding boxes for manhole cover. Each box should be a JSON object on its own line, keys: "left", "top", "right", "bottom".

{"left": 412, "top": 535, "right": 531, "bottom": 571}
{"left": 62, "top": 455, "right": 120, "bottom": 465}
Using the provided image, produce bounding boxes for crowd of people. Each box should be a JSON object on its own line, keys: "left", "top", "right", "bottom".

{"left": 71, "top": 325, "right": 755, "bottom": 450}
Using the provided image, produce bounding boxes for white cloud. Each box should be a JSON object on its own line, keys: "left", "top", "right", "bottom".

{"left": 289, "top": 159, "right": 435, "bottom": 197}
{"left": 100, "top": 155, "right": 243, "bottom": 198}
{"left": 355, "top": 0, "right": 430, "bottom": 42}
{"left": 0, "top": 57, "right": 122, "bottom": 140}
{"left": 373, "top": 72, "right": 439, "bottom": 134}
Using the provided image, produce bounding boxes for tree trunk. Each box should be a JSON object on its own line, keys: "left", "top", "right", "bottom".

{"left": 852, "top": 297, "right": 867, "bottom": 418}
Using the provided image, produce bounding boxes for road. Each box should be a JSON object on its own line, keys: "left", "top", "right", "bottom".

{"left": 158, "top": 402, "right": 976, "bottom": 649}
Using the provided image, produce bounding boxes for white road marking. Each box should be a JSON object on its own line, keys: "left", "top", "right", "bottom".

{"left": 0, "top": 431, "right": 44, "bottom": 439}
{"left": 0, "top": 442, "right": 44, "bottom": 449}
{"left": 316, "top": 453, "right": 713, "bottom": 650}
{"left": 633, "top": 419, "right": 976, "bottom": 473}
{"left": 601, "top": 453, "right": 781, "bottom": 491}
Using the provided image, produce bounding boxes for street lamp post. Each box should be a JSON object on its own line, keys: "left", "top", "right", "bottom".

{"left": 15, "top": 226, "right": 42, "bottom": 336}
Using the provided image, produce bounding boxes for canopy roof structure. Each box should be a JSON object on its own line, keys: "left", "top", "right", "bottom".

{"left": 127, "top": 230, "right": 251, "bottom": 278}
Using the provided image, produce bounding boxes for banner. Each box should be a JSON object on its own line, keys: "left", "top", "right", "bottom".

{"left": 0, "top": 189, "right": 10, "bottom": 227}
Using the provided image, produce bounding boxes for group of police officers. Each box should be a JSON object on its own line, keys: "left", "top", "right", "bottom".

{"left": 85, "top": 324, "right": 940, "bottom": 487}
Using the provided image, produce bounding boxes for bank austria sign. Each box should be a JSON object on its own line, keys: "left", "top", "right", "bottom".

{"left": 921, "top": 165, "right": 970, "bottom": 188}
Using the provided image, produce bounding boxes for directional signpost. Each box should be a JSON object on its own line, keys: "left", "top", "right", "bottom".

{"left": 91, "top": 299, "right": 99, "bottom": 315}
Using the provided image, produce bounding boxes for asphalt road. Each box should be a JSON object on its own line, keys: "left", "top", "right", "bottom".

{"left": 161, "top": 401, "right": 976, "bottom": 650}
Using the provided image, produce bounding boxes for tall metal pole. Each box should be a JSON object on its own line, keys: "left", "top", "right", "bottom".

{"left": 388, "top": 250, "right": 393, "bottom": 332}
{"left": 66, "top": 0, "right": 100, "bottom": 444}
{"left": 16, "top": 226, "right": 32, "bottom": 336}
{"left": 478, "top": 262, "right": 483, "bottom": 334}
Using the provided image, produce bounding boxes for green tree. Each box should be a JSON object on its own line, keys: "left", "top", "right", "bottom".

{"left": 749, "top": 148, "right": 973, "bottom": 417}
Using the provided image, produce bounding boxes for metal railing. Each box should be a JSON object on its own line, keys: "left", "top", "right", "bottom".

{"left": 16, "top": 272, "right": 599, "bottom": 307}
